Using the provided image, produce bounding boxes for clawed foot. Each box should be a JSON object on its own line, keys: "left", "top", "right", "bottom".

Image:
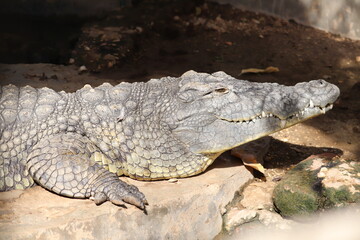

{"left": 91, "top": 180, "right": 148, "bottom": 210}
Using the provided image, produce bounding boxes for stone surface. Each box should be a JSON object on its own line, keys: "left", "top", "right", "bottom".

{"left": 220, "top": 206, "right": 360, "bottom": 240}
{"left": 224, "top": 208, "right": 258, "bottom": 231}
{"left": 223, "top": 180, "right": 291, "bottom": 234}
{"left": 0, "top": 157, "right": 253, "bottom": 240}
{"left": 257, "top": 210, "right": 291, "bottom": 229}
{"left": 240, "top": 180, "right": 276, "bottom": 211}
{"left": 273, "top": 154, "right": 360, "bottom": 217}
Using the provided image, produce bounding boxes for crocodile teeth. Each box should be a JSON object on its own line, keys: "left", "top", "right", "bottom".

{"left": 309, "top": 99, "right": 314, "bottom": 108}
{"left": 280, "top": 119, "right": 287, "bottom": 128}
{"left": 222, "top": 103, "right": 333, "bottom": 124}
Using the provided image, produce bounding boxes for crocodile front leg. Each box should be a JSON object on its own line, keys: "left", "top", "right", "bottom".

{"left": 26, "top": 133, "right": 147, "bottom": 209}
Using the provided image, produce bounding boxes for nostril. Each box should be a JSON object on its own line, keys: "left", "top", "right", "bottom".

{"left": 312, "top": 79, "right": 327, "bottom": 88}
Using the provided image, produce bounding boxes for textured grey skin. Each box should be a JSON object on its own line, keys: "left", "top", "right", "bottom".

{"left": 0, "top": 70, "right": 340, "bottom": 209}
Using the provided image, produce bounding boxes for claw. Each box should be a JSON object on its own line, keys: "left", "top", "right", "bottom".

{"left": 92, "top": 192, "right": 108, "bottom": 205}
{"left": 92, "top": 175, "right": 148, "bottom": 210}
{"left": 123, "top": 195, "right": 146, "bottom": 210}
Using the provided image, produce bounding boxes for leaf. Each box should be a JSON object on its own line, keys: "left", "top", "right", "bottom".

{"left": 240, "top": 66, "right": 279, "bottom": 75}
{"left": 231, "top": 148, "right": 266, "bottom": 174}
{"left": 242, "top": 162, "right": 265, "bottom": 174}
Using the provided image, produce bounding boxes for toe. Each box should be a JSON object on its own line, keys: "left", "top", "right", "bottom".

{"left": 122, "top": 194, "right": 146, "bottom": 209}
{"left": 92, "top": 192, "right": 108, "bottom": 205}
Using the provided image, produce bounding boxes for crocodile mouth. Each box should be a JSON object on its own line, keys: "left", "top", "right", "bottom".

{"left": 218, "top": 102, "right": 334, "bottom": 127}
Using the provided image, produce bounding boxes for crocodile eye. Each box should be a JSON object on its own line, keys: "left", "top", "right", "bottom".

{"left": 214, "top": 88, "right": 228, "bottom": 93}
{"left": 202, "top": 87, "right": 229, "bottom": 98}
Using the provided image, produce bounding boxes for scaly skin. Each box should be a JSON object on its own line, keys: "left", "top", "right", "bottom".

{"left": 0, "top": 71, "right": 340, "bottom": 209}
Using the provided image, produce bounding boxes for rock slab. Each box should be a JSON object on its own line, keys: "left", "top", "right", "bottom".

{"left": 0, "top": 158, "right": 253, "bottom": 240}
{"left": 273, "top": 154, "right": 360, "bottom": 218}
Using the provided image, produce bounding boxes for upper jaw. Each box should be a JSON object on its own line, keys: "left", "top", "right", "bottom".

{"left": 217, "top": 100, "right": 335, "bottom": 124}
{"left": 217, "top": 79, "right": 340, "bottom": 123}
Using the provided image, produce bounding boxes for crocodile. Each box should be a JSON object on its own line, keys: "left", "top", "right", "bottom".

{"left": 0, "top": 70, "right": 340, "bottom": 209}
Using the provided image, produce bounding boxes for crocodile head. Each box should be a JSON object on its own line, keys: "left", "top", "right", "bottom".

{"left": 168, "top": 71, "right": 340, "bottom": 157}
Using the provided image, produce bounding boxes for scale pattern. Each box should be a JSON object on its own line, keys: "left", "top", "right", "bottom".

{"left": 0, "top": 71, "right": 340, "bottom": 208}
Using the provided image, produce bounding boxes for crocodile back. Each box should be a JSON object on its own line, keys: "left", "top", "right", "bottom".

{"left": 0, "top": 85, "right": 64, "bottom": 133}
{"left": 0, "top": 85, "right": 21, "bottom": 133}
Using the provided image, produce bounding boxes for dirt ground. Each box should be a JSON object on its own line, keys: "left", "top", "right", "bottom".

{"left": 1, "top": 0, "right": 359, "bottom": 212}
